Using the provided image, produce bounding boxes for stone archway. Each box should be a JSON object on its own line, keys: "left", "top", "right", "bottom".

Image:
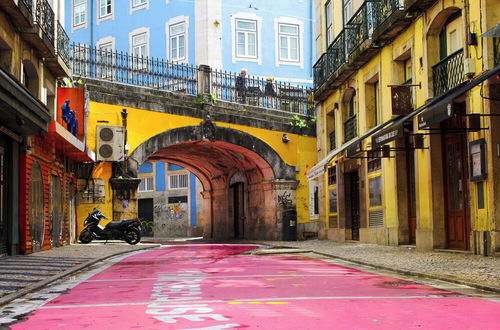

{"left": 127, "top": 120, "right": 297, "bottom": 240}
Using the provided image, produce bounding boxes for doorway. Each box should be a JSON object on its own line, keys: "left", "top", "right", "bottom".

{"left": 231, "top": 182, "right": 245, "bottom": 238}
{"left": 138, "top": 198, "right": 154, "bottom": 237}
{"left": 50, "top": 175, "right": 63, "bottom": 247}
{"left": 29, "top": 163, "right": 44, "bottom": 252}
{"left": 442, "top": 103, "right": 470, "bottom": 250}
{"left": 406, "top": 137, "right": 417, "bottom": 245}
{"left": 345, "top": 171, "right": 360, "bottom": 241}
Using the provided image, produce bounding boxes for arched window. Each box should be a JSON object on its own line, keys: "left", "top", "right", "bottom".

{"left": 22, "top": 60, "right": 39, "bottom": 98}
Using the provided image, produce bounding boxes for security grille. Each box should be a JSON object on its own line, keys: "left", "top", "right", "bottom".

{"left": 169, "top": 174, "right": 188, "bottom": 189}
{"left": 368, "top": 209, "right": 384, "bottom": 227}
{"left": 138, "top": 177, "right": 154, "bottom": 192}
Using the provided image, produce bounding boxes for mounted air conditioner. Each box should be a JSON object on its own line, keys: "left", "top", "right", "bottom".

{"left": 96, "top": 125, "right": 125, "bottom": 161}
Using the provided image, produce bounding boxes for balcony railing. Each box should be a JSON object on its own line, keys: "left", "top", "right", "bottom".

{"left": 23, "top": 0, "right": 33, "bottom": 14}
{"left": 345, "top": 0, "right": 377, "bottom": 56}
{"left": 313, "top": 31, "right": 347, "bottom": 88}
{"left": 372, "top": 0, "right": 404, "bottom": 28}
{"left": 56, "top": 21, "right": 70, "bottom": 65}
{"left": 71, "top": 44, "right": 198, "bottom": 94}
{"left": 71, "top": 44, "right": 312, "bottom": 114}
{"left": 211, "top": 69, "right": 310, "bottom": 114}
{"left": 34, "top": 0, "right": 55, "bottom": 44}
{"left": 432, "top": 48, "right": 464, "bottom": 97}
{"left": 344, "top": 115, "right": 357, "bottom": 142}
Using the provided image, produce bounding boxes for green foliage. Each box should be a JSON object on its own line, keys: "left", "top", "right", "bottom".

{"left": 289, "top": 115, "right": 308, "bottom": 128}
{"left": 195, "top": 94, "right": 206, "bottom": 105}
{"left": 210, "top": 93, "right": 217, "bottom": 105}
{"left": 310, "top": 117, "right": 317, "bottom": 123}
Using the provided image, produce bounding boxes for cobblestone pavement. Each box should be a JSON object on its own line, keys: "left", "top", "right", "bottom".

{"left": 244, "top": 239, "right": 500, "bottom": 292}
{"left": 0, "top": 242, "right": 159, "bottom": 303}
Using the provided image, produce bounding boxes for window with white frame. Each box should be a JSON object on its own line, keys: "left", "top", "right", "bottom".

{"left": 169, "top": 22, "right": 186, "bottom": 61}
{"left": 131, "top": 31, "right": 148, "bottom": 70}
{"left": 325, "top": 0, "right": 333, "bottom": 46}
{"left": 138, "top": 177, "right": 154, "bottom": 192}
{"left": 73, "top": 0, "right": 86, "bottom": 27}
{"left": 132, "top": 0, "right": 146, "bottom": 7}
{"left": 99, "top": 0, "right": 112, "bottom": 18}
{"left": 278, "top": 23, "right": 299, "bottom": 62}
{"left": 343, "top": 0, "right": 353, "bottom": 24}
{"left": 169, "top": 174, "right": 188, "bottom": 189}
{"left": 235, "top": 19, "right": 257, "bottom": 58}
{"left": 97, "top": 41, "right": 114, "bottom": 79}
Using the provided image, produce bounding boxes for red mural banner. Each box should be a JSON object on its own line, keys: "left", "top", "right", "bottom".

{"left": 57, "top": 88, "right": 85, "bottom": 142}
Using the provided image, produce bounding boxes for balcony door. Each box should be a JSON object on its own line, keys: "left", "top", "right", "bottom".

{"left": 439, "top": 12, "right": 462, "bottom": 60}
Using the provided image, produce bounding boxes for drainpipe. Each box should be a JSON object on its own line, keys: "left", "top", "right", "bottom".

{"left": 90, "top": 0, "right": 94, "bottom": 47}
{"left": 463, "top": 0, "right": 470, "bottom": 59}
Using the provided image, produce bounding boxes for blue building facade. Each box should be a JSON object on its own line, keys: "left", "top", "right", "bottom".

{"left": 65, "top": 0, "right": 313, "bottom": 84}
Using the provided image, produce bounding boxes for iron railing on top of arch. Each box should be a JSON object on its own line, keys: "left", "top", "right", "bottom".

{"left": 432, "top": 48, "right": 464, "bottom": 97}
{"left": 211, "top": 69, "right": 313, "bottom": 115}
{"left": 70, "top": 43, "right": 198, "bottom": 95}
{"left": 70, "top": 44, "right": 314, "bottom": 115}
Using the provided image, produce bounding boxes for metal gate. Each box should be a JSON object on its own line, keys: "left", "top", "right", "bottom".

{"left": 347, "top": 171, "right": 360, "bottom": 241}
{"left": 50, "top": 174, "right": 64, "bottom": 247}
{"left": 29, "top": 163, "right": 44, "bottom": 252}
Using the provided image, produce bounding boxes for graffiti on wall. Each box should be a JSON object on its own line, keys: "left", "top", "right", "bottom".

{"left": 154, "top": 202, "right": 187, "bottom": 220}
{"left": 278, "top": 191, "right": 293, "bottom": 207}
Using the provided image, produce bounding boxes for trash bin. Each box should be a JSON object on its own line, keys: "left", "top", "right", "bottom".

{"left": 282, "top": 209, "right": 297, "bottom": 241}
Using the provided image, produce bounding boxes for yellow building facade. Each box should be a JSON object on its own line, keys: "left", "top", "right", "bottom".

{"left": 309, "top": 0, "right": 500, "bottom": 255}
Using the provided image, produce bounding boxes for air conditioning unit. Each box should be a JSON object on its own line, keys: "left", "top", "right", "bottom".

{"left": 96, "top": 125, "right": 125, "bottom": 161}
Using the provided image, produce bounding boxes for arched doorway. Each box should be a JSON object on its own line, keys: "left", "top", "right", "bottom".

{"left": 129, "top": 122, "right": 296, "bottom": 240}
{"left": 29, "top": 163, "right": 44, "bottom": 252}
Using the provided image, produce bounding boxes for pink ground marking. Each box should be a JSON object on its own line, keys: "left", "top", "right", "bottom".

{"left": 9, "top": 244, "right": 500, "bottom": 330}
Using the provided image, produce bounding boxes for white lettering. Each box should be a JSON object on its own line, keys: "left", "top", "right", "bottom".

{"left": 153, "top": 314, "right": 230, "bottom": 323}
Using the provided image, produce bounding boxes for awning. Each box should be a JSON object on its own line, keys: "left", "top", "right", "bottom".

{"left": 418, "top": 65, "right": 500, "bottom": 129}
{"left": 371, "top": 65, "right": 500, "bottom": 148}
{"left": 306, "top": 120, "right": 397, "bottom": 180}
{"left": 481, "top": 24, "right": 500, "bottom": 38}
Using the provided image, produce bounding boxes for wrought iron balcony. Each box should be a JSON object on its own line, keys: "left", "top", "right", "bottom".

{"left": 373, "top": 0, "right": 404, "bottom": 27}
{"left": 404, "top": 0, "right": 437, "bottom": 13}
{"left": 34, "top": 0, "right": 54, "bottom": 44}
{"left": 56, "top": 21, "right": 70, "bottom": 65}
{"left": 329, "top": 131, "right": 336, "bottom": 150}
{"left": 345, "top": 0, "right": 377, "bottom": 56}
{"left": 313, "top": 31, "right": 347, "bottom": 90}
{"left": 432, "top": 48, "right": 464, "bottom": 97}
{"left": 23, "top": 0, "right": 33, "bottom": 13}
{"left": 344, "top": 115, "right": 357, "bottom": 142}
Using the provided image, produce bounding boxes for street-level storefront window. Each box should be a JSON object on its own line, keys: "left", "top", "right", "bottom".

{"left": 369, "top": 176, "right": 382, "bottom": 207}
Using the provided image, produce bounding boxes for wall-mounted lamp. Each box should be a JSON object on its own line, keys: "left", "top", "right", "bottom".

{"left": 282, "top": 133, "right": 290, "bottom": 143}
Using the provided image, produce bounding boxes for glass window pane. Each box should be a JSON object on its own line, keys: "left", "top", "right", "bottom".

{"left": 248, "top": 33, "right": 256, "bottom": 47}
{"left": 248, "top": 44, "right": 256, "bottom": 56}
{"left": 279, "top": 25, "right": 298, "bottom": 35}
{"left": 236, "top": 20, "right": 256, "bottom": 30}
{"left": 369, "top": 177, "right": 382, "bottom": 206}
{"left": 75, "top": 0, "right": 85, "bottom": 4}
{"left": 178, "top": 36, "right": 185, "bottom": 58}
{"left": 170, "top": 23, "right": 185, "bottom": 35}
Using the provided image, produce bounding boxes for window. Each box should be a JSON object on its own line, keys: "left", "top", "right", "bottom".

{"left": 325, "top": 1, "right": 333, "bottom": 46}
{"left": 168, "top": 196, "right": 188, "bottom": 203}
{"left": 138, "top": 177, "right": 154, "bottom": 192}
{"left": 170, "top": 22, "right": 186, "bottom": 61}
{"left": 343, "top": 0, "right": 353, "bottom": 24}
{"left": 99, "top": 0, "right": 112, "bottom": 18}
{"left": 278, "top": 24, "right": 299, "bottom": 61}
{"left": 329, "top": 188, "right": 337, "bottom": 213}
{"left": 131, "top": 31, "right": 148, "bottom": 70}
{"left": 309, "top": 181, "right": 319, "bottom": 219}
{"left": 328, "top": 166, "right": 337, "bottom": 186}
{"left": 369, "top": 176, "right": 382, "bottom": 207}
{"left": 404, "top": 59, "right": 412, "bottom": 84}
{"left": 73, "top": 0, "right": 86, "bottom": 27}
{"left": 98, "top": 41, "right": 113, "bottom": 79}
{"left": 132, "top": 0, "right": 146, "bottom": 7}
{"left": 169, "top": 174, "right": 188, "bottom": 189}
{"left": 236, "top": 19, "right": 257, "bottom": 58}
{"left": 367, "top": 150, "right": 382, "bottom": 173}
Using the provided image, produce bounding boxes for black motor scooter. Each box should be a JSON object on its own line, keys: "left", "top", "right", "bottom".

{"left": 79, "top": 208, "right": 142, "bottom": 245}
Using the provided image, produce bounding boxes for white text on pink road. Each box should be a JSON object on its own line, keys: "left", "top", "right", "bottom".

{"left": 146, "top": 270, "right": 239, "bottom": 330}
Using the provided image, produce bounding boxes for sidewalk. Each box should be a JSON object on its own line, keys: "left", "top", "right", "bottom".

{"left": 244, "top": 239, "right": 500, "bottom": 293}
{"left": 0, "top": 242, "right": 160, "bottom": 307}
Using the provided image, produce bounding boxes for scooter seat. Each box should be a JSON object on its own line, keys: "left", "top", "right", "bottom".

{"left": 106, "top": 219, "right": 137, "bottom": 229}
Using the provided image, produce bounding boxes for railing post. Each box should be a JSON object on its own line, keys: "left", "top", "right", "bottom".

{"left": 197, "top": 64, "right": 212, "bottom": 96}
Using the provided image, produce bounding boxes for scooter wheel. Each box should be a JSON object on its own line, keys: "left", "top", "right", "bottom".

{"left": 125, "top": 228, "right": 141, "bottom": 245}
{"left": 79, "top": 229, "right": 94, "bottom": 244}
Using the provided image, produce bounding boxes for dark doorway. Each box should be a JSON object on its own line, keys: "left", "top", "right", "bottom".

{"left": 50, "top": 175, "right": 63, "bottom": 247}
{"left": 231, "top": 182, "right": 245, "bottom": 238}
{"left": 29, "top": 163, "right": 44, "bottom": 252}
{"left": 345, "top": 171, "right": 360, "bottom": 241}
{"left": 406, "top": 137, "right": 417, "bottom": 245}
{"left": 442, "top": 103, "right": 470, "bottom": 250}
{"left": 138, "top": 198, "right": 154, "bottom": 237}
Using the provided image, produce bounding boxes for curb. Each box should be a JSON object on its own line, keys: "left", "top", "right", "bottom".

{"left": 251, "top": 242, "right": 500, "bottom": 294}
{"left": 0, "top": 244, "right": 161, "bottom": 308}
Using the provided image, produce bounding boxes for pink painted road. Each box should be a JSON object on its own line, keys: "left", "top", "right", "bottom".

{"left": 9, "top": 244, "right": 500, "bottom": 329}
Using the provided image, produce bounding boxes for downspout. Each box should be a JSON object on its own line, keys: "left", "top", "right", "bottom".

{"left": 90, "top": 0, "right": 94, "bottom": 47}
{"left": 463, "top": 0, "right": 470, "bottom": 59}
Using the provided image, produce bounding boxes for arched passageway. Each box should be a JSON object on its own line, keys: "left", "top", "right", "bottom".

{"left": 128, "top": 121, "right": 297, "bottom": 240}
